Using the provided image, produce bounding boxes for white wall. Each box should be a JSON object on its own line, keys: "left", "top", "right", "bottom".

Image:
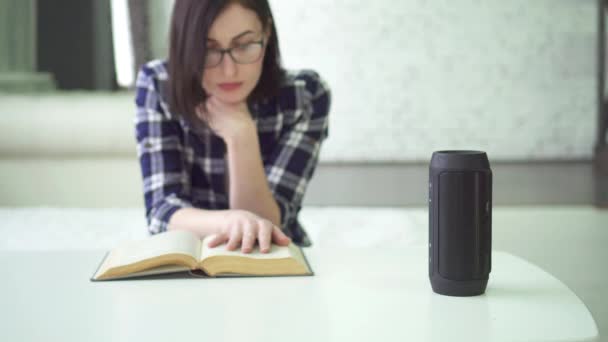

{"left": 151, "top": 0, "right": 598, "bottom": 162}
{"left": 0, "top": 1, "right": 598, "bottom": 207}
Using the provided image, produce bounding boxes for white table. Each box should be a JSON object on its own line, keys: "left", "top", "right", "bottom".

{"left": 0, "top": 245, "right": 598, "bottom": 342}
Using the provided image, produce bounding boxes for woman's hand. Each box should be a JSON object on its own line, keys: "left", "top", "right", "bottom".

{"left": 206, "top": 209, "right": 291, "bottom": 253}
{"left": 196, "top": 96, "right": 256, "bottom": 144}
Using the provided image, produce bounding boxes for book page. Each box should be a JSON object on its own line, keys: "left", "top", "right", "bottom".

{"left": 200, "top": 234, "right": 295, "bottom": 260}
{"left": 102, "top": 230, "right": 202, "bottom": 270}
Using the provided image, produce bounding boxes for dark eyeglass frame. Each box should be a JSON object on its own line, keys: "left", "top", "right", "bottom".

{"left": 204, "top": 39, "right": 265, "bottom": 69}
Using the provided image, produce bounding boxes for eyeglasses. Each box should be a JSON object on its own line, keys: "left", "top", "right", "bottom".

{"left": 204, "top": 39, "right": 265, "bottom": 68}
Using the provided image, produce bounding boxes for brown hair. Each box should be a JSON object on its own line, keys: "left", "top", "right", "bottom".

{"left": 167, "top": 0, "right": 283, "bottom": 122}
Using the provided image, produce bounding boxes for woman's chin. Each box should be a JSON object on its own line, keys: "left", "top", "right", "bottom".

{"left": 214, "top": 90, "right": 248, "bottom": 104}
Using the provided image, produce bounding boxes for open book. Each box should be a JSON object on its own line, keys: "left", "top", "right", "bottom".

{"left": 91, "top": 230, "right": 313, "bottom": 281}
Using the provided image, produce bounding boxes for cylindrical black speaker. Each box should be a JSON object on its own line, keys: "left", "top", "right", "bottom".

{"left": 429, "top": 150, "right": 492, "bottom": 296}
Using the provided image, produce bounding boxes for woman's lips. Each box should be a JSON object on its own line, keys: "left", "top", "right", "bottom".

{"left": 218, "top": 82, "right": 243, "bottom": 91}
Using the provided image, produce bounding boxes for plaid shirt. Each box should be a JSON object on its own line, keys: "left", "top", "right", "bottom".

{"left": 134, "top": 60, "right": 330, "bottom": 246}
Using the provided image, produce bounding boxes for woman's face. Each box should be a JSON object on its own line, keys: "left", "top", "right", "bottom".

{"left": 202, "top": 3, "right": 270, "bottom": 104}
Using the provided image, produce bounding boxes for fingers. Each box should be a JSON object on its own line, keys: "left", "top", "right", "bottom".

{"left": 206, "top": 233, "right": 228, "bottom": 248}
{"left": 195, "top": 103, "right": 207, "bottom": 119}
{"left": 241, "top": 225, "right": 256, "bottom": 254}
{"left": 197, "top": 99, "right": 223, "bottom": 121}
{"left": 206, "top": 96, "right": 228, "bottom": 115}
{"left": 226, "top": 226, "right": 243, "bottom": 251}
{"left": 206, "top": 95, "right": 224, "bottom": 108}
{"left": 206, "top": 214, "right": 292, "bottom": 253}
{"left": 205, "top": 96, "right": 217, "bottom": 113}
{"left": 272, "top": 226, "right": 292, "bottom": 246}
{"left": 257, "top": 221, "right": 273, "bottom": 253}
{"left": 200, "top": 98, "right": 222, "bottom": 130}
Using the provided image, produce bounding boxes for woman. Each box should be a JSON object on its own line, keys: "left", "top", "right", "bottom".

{"left": 134, "top": 0, "right": 330, "bottom": 254}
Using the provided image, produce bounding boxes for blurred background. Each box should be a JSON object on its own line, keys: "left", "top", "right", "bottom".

{"left": 0, "top": 0, "right": 608, "bottom": 339}
{"left": 0, "top": 0, "right": 606, "bottom": 207}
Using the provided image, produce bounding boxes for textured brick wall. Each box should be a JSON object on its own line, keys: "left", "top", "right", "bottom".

{"left": 270, "top": 0, "right": 597, "bottom": 161}
{"left": 143, "top": 0, "right": 598, "bottom": 162}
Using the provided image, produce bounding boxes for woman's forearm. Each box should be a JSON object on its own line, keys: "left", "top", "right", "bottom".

{"left": 166, "top": 127, "right": 280, "bottom": 237}
{"left": 225, "top": 130, "right": 281, "bottom": 226}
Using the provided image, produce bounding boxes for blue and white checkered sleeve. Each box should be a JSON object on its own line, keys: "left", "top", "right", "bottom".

{"left": 134, "top": 66, "right": 193, "bottom": 235}
{"left": 265, "top": 70, "right": 331, "bottom": 230}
